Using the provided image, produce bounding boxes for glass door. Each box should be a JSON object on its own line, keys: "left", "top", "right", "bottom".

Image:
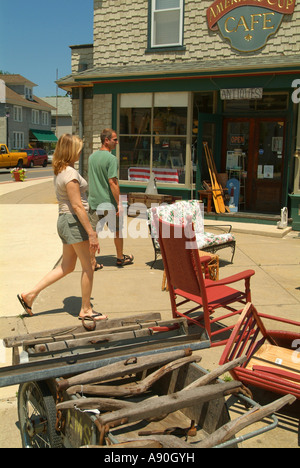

{"left": 222, "top": 118, "right": 285, "bottom": 213}
{"left": 253, "top": 119, "right": 285, "bottom": 213}
{"left": 222, "top": 118, "right": 252, "bottom": 210}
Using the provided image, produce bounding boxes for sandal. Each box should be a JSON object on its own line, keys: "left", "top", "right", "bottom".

{"left": 94, "top": 263, "right": 103, "bottom": 271}
{"left": 116, "top": 254, "right": 134, "bottom": 267}
{"left": 17, "top": 294, "right": 33, "bottom": 317}
{"left": 79, "top": 312, "right": 108, "bottom": 331}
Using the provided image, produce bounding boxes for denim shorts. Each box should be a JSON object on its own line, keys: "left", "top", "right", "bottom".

{"left": 57, "top": 213, "right": 89, "bottom": 245}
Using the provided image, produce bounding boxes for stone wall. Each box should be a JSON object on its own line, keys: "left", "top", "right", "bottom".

{"left": 72, "top": 92, "right": 112, "bottom": 179}
{"left": 93, "top": 0, "right": 300, "bottom": 67}
{"left": 72, "top": 0, "right": 300, "bottom": 176}
{"left": 71, "top": 45, "right": 94, "bottom": 74}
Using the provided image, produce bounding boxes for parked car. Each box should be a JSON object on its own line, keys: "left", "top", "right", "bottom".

{"left": 22, "top": 149, "right": 48, "bottom": 167}
{"left": 0, "top": 144, "right": 28, "bottom": 168}
{"left": 47, "top": 151, "right": 55, "bottom": 164}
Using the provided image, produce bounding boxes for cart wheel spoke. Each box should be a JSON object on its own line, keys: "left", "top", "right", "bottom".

{"left": 18, "top": 381, "right": 63, "bottom": 448}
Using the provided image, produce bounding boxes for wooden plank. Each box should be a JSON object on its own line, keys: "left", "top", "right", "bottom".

{"left": 246, "top": 343, "right": 300, "bottom": 376}
{"left": 57, "top": 397, "right": 135, "bottom": 412}
{"left": 204, "top": 142, "right": 220, "bottom": 213}
{"left": 203, "top": 142, "right": 227, "bottom": 214}
{"left": 23, "top": 317, "right": 176, "bottom": 349}
{"left": 207, "top": 145, "right": 230, "bottom": 213}
{"left": 109, "top": 409, "right": 203, "bottom": 446}
{"left": 56, "top": 348, "right": 195, "bottom": 391}
{"left": 27, "top": 332, "right": 207, "bottom": 364}
{"left": 3, "top": 313, "right": 162, "bottom": 348}
{"left": 184, "top": 356, "right": 247, "bottom": 390}
{"left": 66, "top": 355, "right": 201, "bottom": 397}
{"left": 197, "top": 394, "right": 296, "bottom": 448}
{"left": 0, "top": 340, "right": 207, "bottom": 389}
{"left": 97, "top": 381, "right": 242, "bottom": 427}
{"left": 32, "top": 319, "right": 188, "bottom": 354}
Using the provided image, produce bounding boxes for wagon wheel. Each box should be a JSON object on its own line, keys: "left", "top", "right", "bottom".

{"left": 18, "top": 381, "right": 63, "bottom": 448}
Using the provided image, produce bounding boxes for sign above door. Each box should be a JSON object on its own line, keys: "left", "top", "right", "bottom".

{"left": 206, "top": 0, "right": 296, "bottom": 52}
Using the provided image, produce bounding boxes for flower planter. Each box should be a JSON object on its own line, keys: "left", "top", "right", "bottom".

{"left": 13, "top": 172, "right": 21, "bottom": 182}
{"left": 10, "top": 168, "right": 27, "bottom": 182}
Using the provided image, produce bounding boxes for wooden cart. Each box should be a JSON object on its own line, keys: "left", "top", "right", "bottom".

{"left": 0, "top": 313, "right": 295, "bottom": 448}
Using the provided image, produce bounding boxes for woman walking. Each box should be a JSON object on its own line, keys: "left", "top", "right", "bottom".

{"left": 17, "top": 134, "right": 107, "bottom": 325}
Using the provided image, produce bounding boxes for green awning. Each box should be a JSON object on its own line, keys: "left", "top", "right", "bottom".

{"left": 30, "top": 129, "right": 58, "bottom": 143}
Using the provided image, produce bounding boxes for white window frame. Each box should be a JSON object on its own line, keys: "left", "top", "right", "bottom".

{"left": 151, "top": 0, "right": 184, "bottom": 48}
{"left": 13, "top": 132, "right": 24, "bottom": 149}
{"left": 25, "top": 87, "right": 33, "bottom": 100}
{"left": 32, "top": 109, "right": 39, "bottom": 124}
{"left": 42, "top": 111, "right": 49, "bottom": 126}
{"left": 119, "top": 91, "right": 189, "bottom": 185}
{"left": 13, "top": 105, "right": 23, "bottom": 122}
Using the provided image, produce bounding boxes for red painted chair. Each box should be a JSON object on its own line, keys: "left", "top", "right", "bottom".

{"left": 156, "top": 213, "right": 255, "bottom": 347}
{"left": 219, "top": 303, "right": 300, "bottom": 399}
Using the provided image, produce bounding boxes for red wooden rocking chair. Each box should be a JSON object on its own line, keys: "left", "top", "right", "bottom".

{"left": 219, "top": 303, "right": 300, "bottom": 399}
{"left": 156, "top": 213, "right": 255, "bottom": 347}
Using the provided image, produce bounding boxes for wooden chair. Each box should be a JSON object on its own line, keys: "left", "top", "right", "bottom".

{"left": 162, "top": 249, "right": 220, "bottom": 291}
{"left": 155, "top": 213, "right": 255, "bottom": 347}
{"left": 219, "top": 303, "right": 300, "bottom": 399}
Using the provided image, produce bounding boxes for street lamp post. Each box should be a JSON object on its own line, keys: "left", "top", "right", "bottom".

{"left": 5, "top": 110, "right": 10, "bottom": 149}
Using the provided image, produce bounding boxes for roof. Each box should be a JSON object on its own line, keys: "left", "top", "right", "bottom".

{"left": 57, "top": 54, "right": 300, "bottom": 90}
{"left": 0, "top": 74, "right": 37, "bottom": 88}
{"left": 42, "top": 96, "right": 72, "bottom": 116}
{"left": 4, "top": 86, "right": 56, "bottom": 111}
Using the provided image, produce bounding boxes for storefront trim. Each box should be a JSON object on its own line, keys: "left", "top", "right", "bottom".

{"left": 64, "top": 63, "right": 300, "bottom": 220}
{"left": 89, "top": 72, "right": 299, "bottom": 98}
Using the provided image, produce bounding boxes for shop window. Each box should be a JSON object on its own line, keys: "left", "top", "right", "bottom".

{"left": 119, "top": 92, "right": 188, "bottom": 184}
{"left": 149, "top": 0, "right": 184, "bottom": 49}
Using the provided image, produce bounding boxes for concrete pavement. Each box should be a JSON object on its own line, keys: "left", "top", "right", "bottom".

{"left": 0, "top": 176, "right": 299, "bottom": 448}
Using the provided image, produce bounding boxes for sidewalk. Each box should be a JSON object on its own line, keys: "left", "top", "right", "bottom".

{"left": 0, "top": 177, "right": 299, "bottom": 448}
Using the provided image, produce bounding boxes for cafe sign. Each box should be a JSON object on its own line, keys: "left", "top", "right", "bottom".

{"left": 206, "top": 0, "right": 296, "bottom": 52}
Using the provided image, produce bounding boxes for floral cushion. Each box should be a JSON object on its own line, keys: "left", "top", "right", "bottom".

{"left": 148, "top": 200, "right": 235, "bottom": 250}
{"left": 197, "top": 231, "right": 235, "bottom": 249}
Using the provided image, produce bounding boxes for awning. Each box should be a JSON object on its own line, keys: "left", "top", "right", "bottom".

{"left": 30, "top": 129, "right": 58, "bottom": 143}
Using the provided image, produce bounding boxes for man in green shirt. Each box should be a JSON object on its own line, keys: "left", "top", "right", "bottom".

{"left": 88, "top": 128, "right": 134, "bottom": 267}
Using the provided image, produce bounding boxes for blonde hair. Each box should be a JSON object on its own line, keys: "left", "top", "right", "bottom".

{"left": 52, "top": 134, "right": 83, "bottom": 175}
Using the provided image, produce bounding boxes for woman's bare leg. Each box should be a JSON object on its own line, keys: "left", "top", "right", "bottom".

{"left": 72, "top": 240, "right": 95, "bottom": 317}
{"left": 20, "top": 244, "right": 77, "bottom": 312}
{"left": 73, "top": 241, "right": 107, "bottom": 319}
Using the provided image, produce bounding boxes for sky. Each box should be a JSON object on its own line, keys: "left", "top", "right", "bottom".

{"left": 0, "top": 0, "right": 94, "bottom": 97}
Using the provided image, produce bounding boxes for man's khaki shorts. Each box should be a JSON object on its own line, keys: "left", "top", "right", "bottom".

{"left": 89, "top": 208, "right": 123, "bottom": 233}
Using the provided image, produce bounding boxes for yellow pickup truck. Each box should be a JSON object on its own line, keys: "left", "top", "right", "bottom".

{"left": 0, "top": 144, "right": 28, "bottom": 168}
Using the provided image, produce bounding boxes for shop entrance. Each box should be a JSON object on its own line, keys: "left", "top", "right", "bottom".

{"left": 222, "top": 118, "right": 286, "bottom": 213}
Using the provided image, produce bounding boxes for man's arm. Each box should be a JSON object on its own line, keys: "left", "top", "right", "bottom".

{"left": 109, "top": 177, "right": 122, "bottom": 216}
